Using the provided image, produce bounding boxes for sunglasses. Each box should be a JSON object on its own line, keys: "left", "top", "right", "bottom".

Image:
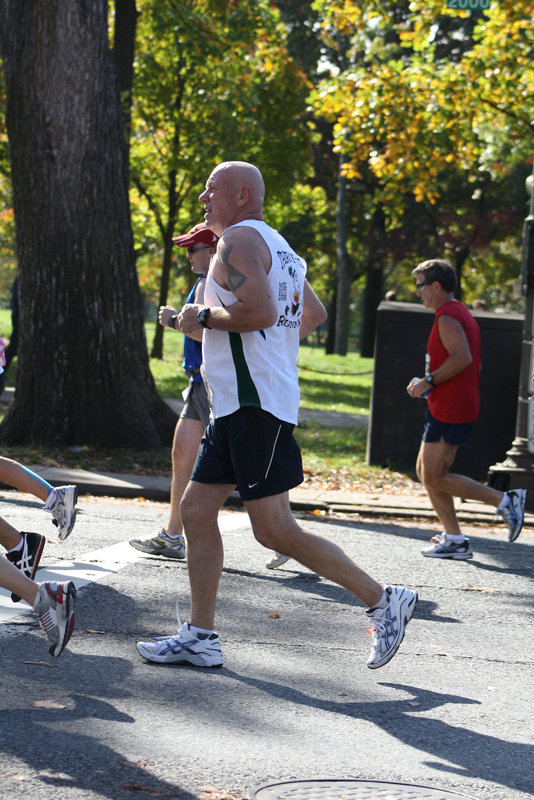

{"left": 416, "top": 281, "right": 428, "bottom": 291}
{"left": 187, "top": 245, "right": 211, "bottom": 255}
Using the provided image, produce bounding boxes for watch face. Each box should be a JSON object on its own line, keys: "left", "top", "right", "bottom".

{"left": 197, "top": 309, "right": 209, "bottom": 327}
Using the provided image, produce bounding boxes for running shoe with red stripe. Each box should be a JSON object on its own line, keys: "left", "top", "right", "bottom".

{"left": 35, "top": 581, "right": 76, "bottom": 657}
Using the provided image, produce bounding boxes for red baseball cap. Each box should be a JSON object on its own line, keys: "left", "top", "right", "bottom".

{"left": 172, "top": 222, "right": 218, "bottom": 248}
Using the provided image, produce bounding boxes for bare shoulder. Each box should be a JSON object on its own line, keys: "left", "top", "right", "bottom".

{"left": 219, "top": 225, "right": 270, "bottom": 263}
{"left": 214, "top": 225, "right": 271, "bottom": 292}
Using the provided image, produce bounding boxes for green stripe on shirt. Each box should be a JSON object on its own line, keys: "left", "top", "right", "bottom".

{"left": 229, "top": 332, "right": 261, "bottom": 407}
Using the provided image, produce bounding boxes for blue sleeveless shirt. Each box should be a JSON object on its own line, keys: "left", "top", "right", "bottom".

{"left": 182, "top": 277, "right": 204, "bottom": 383}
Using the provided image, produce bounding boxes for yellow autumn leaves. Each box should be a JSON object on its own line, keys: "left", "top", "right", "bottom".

{"left": 311, "top": 0, "right": 534, "bottom": 217}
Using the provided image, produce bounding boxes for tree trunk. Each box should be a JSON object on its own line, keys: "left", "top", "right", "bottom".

{"left": 0, "top": 0, "right": 176, "bottom": 447}
{"left": 150, "top": 235, "right": 175, "bottom": 359}
{"left": 453, "top": 246, "right": 469, "bottom": 302}
{"left": 334, "top": 153, "right": 353, "bottom": 355}
{"left": 360, "top": 262, "right": 383, "bottom": 358}
{"left": 325, "top": 291, "right": 337, "bottom": 355}
{"left": 360, "top": 207, "right": 386, "bottom": 358}
{"left": 150, "top": 167, "right": 178, "bottom": 359}
{"left": 113, "top": 0, "right": 138, "bottom": 167}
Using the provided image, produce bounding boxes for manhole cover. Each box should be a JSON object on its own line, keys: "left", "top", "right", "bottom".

{"left": 254, "top": 780, "right": 481, "bottom": 800}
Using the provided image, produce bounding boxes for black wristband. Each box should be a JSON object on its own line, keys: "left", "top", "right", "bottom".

{"left": 168, "top": 314, "right": 178, "bottom": 329}
{"left": 197, "top": 308, "right": 211, "bottom": 329}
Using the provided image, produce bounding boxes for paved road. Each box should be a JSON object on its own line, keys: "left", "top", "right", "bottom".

{"left": 0, "top": 494, "right": 533, "bottom": 800}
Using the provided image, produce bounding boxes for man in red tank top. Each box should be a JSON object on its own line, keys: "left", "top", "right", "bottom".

{"left": 407, "top": 259, "right": 527, "bottom": 558}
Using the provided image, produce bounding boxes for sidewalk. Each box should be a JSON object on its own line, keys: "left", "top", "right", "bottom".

{"left": 21, "top": 464, "right": 505, "bottom": 524}
{"left": 0, "top": 389, "right": 523, "bottom": 524}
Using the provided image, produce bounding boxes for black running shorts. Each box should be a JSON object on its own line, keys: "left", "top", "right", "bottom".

{"left": 191, "top": 406, "right": 303, "bottom": 501}
{"left": 423, "top": 409, "right": 473, "bottom": 446}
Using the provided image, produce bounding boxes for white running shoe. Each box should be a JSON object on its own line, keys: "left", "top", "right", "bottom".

{"left": 497, "top": 489, "right": 527, "bottom": 542}
{"left": 266, "top": 552, "right": 290, "bottom": 569}
{"left": 44, "top": 485, "right": 78, "bottom": 541}
{"left": 35, "top": 581, "right": 76, "bottom": 657}
{"left": 129, "top": 529, "right": 186, "bottom": 559}
{"left": 366, "top": 586, "right": 418, "bottom": 669}
{"left": 137, "top": 622, "right": 223, "bottom": 667}
{"left": 421, "top": 533, "right": 473, "bottom": 560}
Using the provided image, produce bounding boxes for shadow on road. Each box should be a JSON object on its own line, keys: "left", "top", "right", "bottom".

{"left": 220, "top": 671, "right": 534, "bottom": 796}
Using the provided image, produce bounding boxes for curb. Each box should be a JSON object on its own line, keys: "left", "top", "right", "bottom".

{"left": 0, "top": 467, "right": 509, "bottom": 525}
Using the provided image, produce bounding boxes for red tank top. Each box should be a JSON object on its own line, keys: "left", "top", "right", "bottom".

{"left": 427, "top": 300, "right": 481, "bottom": 423}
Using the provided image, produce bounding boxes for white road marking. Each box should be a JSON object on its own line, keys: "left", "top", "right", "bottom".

{"left": 0, "top": 511, "right": 248, "bottom": 624}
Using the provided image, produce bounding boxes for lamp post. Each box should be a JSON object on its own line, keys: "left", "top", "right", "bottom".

{"left": 488, "top": 158, "right": 534, "bottom": 505}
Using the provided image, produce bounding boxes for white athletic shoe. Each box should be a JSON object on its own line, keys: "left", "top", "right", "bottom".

{"left": 266, "top": 552, "right": 290, "bottom": 569}
{"left": 35, "top": 581, "right": 76, "bottom": 657}
{"left": 137, "top": 622, "right": 223, "bottom": 667}
{"left": 44, "top": 485, "right": 78, "bottom": 541}
{"left": 421, "top": 533, "right": 473, "bottom": 559}
{"left": 366, "top": 586, "right": 418, "bottom": 669}
{"left": 129, "top": 529, "right": 185, "bottom": 559}
{"left": 497, "top": 489, "right": 527, "bottom": 542}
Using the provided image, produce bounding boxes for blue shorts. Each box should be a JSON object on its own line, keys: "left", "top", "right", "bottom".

{"left": 423, "top": 410, "right": 473, "bottom": 446}
{"left": 191, "top": 407, "right": 303, "bottom": 501}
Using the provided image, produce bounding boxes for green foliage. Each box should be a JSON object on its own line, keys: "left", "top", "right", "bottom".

{"left": 131, "top": 0, "right": 314, "bottom": 302}
{"left": 1, "top": 0, "right": 531, "bottom": 335}
{"left": 311, "top": 0, "right": 534, "bottom": 210}
{"left": 268, "top": 181, "right": 336, "bottom": 297}
{"left": 310, "top": 0, "right": 534, "bottom": 309}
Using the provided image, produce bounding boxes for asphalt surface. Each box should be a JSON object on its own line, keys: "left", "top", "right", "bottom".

{"left": 0, "top": 491, "right": 533, "bottom": 800}
{"left": 0, "top": 389, "right": 533, "bottom": 800}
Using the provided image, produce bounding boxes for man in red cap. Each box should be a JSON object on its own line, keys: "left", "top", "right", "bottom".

{"left": 129, "top": 223, "right": 217, "bottom": 559}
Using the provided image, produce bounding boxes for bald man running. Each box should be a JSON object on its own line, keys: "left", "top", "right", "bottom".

{"left": 136, "top": 161, "right": 418, "bottom": 671}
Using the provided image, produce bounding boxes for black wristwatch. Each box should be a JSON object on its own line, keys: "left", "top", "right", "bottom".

{"left": 197, "top": 308, "right": 211, "bottom": 329}
{"left": 168, "top": 314, "right": 178, "bottom": 329}
{"left": 426, "top": 374, "right": 435, "bottom": 385}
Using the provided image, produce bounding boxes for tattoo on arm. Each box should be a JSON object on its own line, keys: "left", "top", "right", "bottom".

{"left": 220, "top": 243, "right": 246, "bottom": 292}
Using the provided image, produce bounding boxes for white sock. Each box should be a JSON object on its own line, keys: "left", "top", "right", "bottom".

{"left": 446, "top": 533, "right": 465, "bottom": 544}
{"left": 497, "top": 495, "right": 508, "bottom": 511}
{"left": 32, "top": 585, "right": 42, "bottom": 611}
{"left": 188, "top": 623, "right": 214, "bottom": 638}
{"left": 45, "top": 487, "right": 57, "bottom": 507}
{"left": 367, "top": 590, "right": 389, "bottom": 612}
{"left": 7, "top": 539, "right": 23, "bottom": 554}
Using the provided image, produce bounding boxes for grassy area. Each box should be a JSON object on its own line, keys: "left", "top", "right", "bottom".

{"left": 0, "top": 316, "right": 410, "bottom": 489}
{"left": 147, "top": 327, "right": 375, "bottom": 416}
{"left": 147, "top": 322, "right": 189, "bottom": 399}
{"left": 297, "top": 346, "right": 373, "bottom": 415}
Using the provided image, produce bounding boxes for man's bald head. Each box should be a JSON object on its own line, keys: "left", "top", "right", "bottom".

{"left": 200, "top": 161, "right": 265, "bottom": 234}
{"left": 213, "top": 161, "right": 265, "bottom": 203}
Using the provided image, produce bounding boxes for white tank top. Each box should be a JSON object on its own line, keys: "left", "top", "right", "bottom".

{"left": 202, "top": 219, "right": 306, "bottom": 424}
